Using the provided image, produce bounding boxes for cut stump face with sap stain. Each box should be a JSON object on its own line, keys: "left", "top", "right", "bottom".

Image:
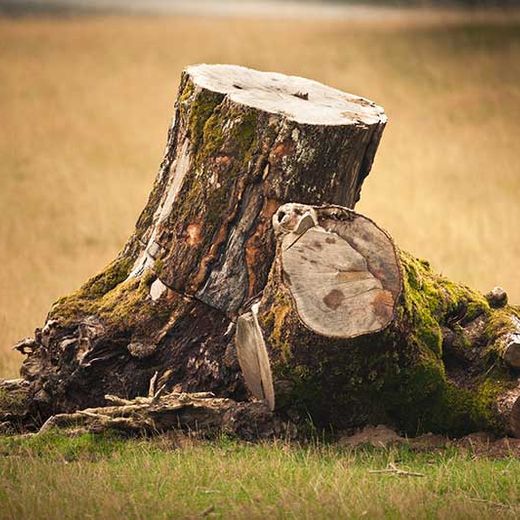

{"left": 279, "top": 205, "right": 401, "bottom": 339}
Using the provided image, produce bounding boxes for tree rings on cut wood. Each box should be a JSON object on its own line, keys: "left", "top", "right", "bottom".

{"left": 275, "top": 204, "right": 401, "bottom": 338}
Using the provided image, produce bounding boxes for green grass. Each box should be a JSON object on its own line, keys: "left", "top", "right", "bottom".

{"left": 0, "top": 433, "right": 519, "bottom": 519}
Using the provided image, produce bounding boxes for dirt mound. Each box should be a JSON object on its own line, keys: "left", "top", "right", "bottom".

{"left": 338, "top": 425, "right": 520, "bottom": 458}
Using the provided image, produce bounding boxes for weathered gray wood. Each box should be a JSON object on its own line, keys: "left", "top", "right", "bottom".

{"left": 504, "top": 341, "right": 520, "bottom": 370}
{"left": 236, "top": 304, "right": 275, "bottom": 411}
{"left": 37, "top": 390, "right": 288, "bottom": 440}
{"left": 497, "top": 316, "right": 520, "bottom": 370}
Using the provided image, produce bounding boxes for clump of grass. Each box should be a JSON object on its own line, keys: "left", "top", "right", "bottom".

{"left": 0, "top": 431, "right": 126, "bottom": 462}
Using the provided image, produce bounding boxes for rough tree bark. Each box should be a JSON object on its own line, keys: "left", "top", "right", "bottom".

{"left": 9, "top": 64, "right": 387, "bottom": 422}
{"left": 2, "top": 65, "right": 518, "bottom": 439}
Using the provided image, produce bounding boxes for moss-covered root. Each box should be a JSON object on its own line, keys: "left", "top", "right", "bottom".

{"left": 399, "top": 251, "right": 520, "bottom": 435}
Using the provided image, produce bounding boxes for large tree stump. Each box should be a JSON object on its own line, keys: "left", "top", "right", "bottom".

{"left": 4, "top": 65, "right": 518, "bottom": 439}
{"left": 237, "top": 204, "right": 520, "bottom": 437}
{"left": 127, "top": 63, "right": 386, "bottom": 315}
{"left": 12, "top": 65, "right": 387, "bottom": 420}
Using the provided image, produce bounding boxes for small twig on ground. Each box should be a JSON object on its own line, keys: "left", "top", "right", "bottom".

{"left": 152, "top": 383, "right": 167, "bottom": 402}
{"left": 201, "top": 505, "right": 215, "bottom": 517}
{"left": 78, "top": 410, "right": 112, "bottom": 420}
{"left": 369, "top": 462, "right": 425, "bottom": 477}
{"left": 463, "top": 495, "right": 517, "bottom": 510}
{"left": 105, "top": 395, "right": 134, "bottom": 406}
{"left": 148, "top": 371, "right": 158, "bottom": 398}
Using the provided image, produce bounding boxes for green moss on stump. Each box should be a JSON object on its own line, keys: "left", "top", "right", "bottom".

{"left": 47, "top": 86, "right": 261, "bottom": 334}
{"left": 383, "top": 360, "right": 515, "bottom": 436}
{"left": 399, "top": 250, "right": 489, "bottom": 355}
{"left": 188, "top": 88, "right": 223, "bottom": 154}
{"left": 378, "top": 254, "right": 516, "bottom": 435}
{"left": 178, "top": 79, "right": 194, "bottom": 104}
{"left": 49, "top": 265, "right": 168, "bottom": 331}
{"left": 202, "top": 109, "right": 258, "bottom": 225}
{"left": 484, "top": 307, "right": 520, "bottom": 341}
{"left": 261, "top": 249, "right": 517, "bottom": 437}
{"left": 75, "top": 257, "right": 133, "bottom": 301}
{"left": 169, "top": 91, "right": 259, "bottom": 232}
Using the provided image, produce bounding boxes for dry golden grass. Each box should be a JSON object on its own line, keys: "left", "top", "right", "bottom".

{"left": 1, "top": 13, "right": 520, "bottom": 378}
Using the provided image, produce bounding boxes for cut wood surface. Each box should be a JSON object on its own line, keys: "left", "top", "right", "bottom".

{"left": 275, "top": 204, "right": 401, "bottom": 338}
{"left": 187, "top": 64, "right": 385, "bottom": 126}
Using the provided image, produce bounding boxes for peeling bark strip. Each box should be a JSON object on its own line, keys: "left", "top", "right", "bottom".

{"left": 236, "top": 303, "right": 275, "bottom": 411}
{"left": 7, "top": 65, "right": 386, "bottom": 424}
{"left": 237, "top": 204, "right": 520, "bottom": 438}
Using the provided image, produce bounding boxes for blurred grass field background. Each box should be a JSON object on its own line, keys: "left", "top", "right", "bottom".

{"left": 1, "top": 10, "right": 520, "bottom": 378}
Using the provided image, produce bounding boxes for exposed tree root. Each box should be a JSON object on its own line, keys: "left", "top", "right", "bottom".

{"left": 36, "top": 387, "right": 293, "bottom": 440}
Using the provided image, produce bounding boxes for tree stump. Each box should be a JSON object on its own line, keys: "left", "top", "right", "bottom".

{"left": 4, "top": 65, "right": 519, "bottom": 439}
{"left": 13, "top": 64, "right": 387, "bottom": 420}
{"left": 237, "top": 204, "right": 520, "bottom": 437}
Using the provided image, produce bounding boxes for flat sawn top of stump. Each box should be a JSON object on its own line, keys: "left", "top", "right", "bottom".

{"left": 186, "top": 64, "right": 386, "bottom": 126}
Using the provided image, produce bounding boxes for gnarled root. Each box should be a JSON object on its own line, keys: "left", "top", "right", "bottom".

{"left": 38, "top": 389, "right": 294, "bottom": 441}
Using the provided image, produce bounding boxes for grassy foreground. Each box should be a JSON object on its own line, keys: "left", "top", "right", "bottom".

{"left": 0, "top": 433, "right": 518, "bottom": 519}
